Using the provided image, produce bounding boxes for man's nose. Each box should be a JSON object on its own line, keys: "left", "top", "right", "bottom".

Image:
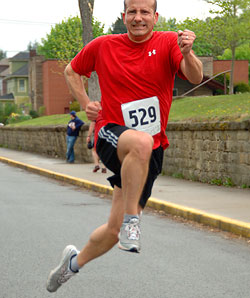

{"left": 134, "top": 12, "right": 143, "bottom": 22}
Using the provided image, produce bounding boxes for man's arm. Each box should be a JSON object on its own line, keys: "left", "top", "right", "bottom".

{"left": 177, "top": 30, "right": 203, "bottom": 85}
{"left": 64, "top": 63, "right": 101, "bottom": 120}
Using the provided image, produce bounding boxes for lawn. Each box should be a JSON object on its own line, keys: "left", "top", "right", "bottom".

{"left": 169, "top": 93, "right": 250, "bottom": 122}
{"left": 7, "top": 93, "right": 250, "bottom": 127}
{"left": 8, "top": 111, "right": 89, "bottom": 127}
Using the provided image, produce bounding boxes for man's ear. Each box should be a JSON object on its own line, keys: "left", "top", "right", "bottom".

{"left": 154, "top": 12, "right": 159, "bottom": 25}
{"left": 122, "top": 12, "right": 126, "bottom": 25}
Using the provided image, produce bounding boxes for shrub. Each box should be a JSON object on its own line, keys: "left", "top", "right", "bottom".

{"left": 70, "top": 100, "right": 80, "bottom": 112}
{"left": 38, "top": 106, "right": 46, "bottom": 116}
{"left": 6, "top": 113, "right": 32, "bottom": 124}
{"left": 0, "top": 103, "right": 20, "bottom": 124}
{"left": 29, "top": 110, "right": 39, "bottom": 118}
{"left": 234, "top": 82, "right": 250, "bottom": 94}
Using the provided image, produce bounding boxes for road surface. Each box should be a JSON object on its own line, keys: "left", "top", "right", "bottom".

{"left": 0, "top": 163, "right": 250, "bottom": 298}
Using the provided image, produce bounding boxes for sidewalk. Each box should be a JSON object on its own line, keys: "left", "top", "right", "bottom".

{"left": 0, "top": 147, "right": 250, "bottom": 238}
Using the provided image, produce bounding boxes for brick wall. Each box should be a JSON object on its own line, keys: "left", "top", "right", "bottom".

{"left": 213, "top": 60, "right": 249, "bottom": 84}
{"left": 42, "top": 60, "right": 74, "bottom": 115}
{"left": 0, "top": 121, "right": 249, "bottom": 186}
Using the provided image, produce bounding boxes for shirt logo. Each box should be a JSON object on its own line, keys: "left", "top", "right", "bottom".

{"left": 148, "top": 49, "right": 156, "bottom": 57}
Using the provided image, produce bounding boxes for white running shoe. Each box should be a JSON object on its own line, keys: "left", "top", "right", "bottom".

{"left": 46, "top": 245, "right": 79, "bottom": 292}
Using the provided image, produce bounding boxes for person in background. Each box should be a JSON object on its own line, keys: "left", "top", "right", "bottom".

{"left": 87, "top": 121, "right": 107, "bottom": 173}
{"left": 66, "top": 111, "right": 84, "bottom": 163}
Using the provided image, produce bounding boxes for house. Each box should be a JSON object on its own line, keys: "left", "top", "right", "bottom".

{"left": 0, "top": 58, "right": 9, "bottom": 95}
{"left": 173, "top": 57, "right": 249, "bottom": 98}
{"left": 2, "top": 52, "right": 29, "bottom": 107}
{"left": 213, "top": 60, "right": 249, "bottom": 84}
{"left": 29, "top": 52, "right": 74, "bottom": 115}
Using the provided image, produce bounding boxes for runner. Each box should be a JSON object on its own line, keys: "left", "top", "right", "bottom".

{"left": 46, "top": 0, "right": 203, "bottom": 292}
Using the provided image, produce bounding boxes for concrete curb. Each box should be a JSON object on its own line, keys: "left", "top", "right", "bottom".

{"left": 1, "top": 156, "right": 250, "bottom": 239}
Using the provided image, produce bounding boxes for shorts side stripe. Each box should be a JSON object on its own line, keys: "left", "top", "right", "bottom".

{"left": 98, "top": 127, "right": 119, "bottom": 148}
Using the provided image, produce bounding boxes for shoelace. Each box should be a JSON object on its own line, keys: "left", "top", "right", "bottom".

{"left": 125, "top": 219, "right": 141, "bottom": 240}
{"left": 58, "top": 265, "right": 75, "bottom": 284}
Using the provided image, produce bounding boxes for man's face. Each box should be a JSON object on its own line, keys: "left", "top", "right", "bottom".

{"left": 123, "top": 0, "right": 158, "bottom": 43}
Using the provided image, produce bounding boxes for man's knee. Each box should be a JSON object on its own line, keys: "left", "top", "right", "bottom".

{"left": 134, "top": 133, "right": 153, "bottom": 160}
{"left": 118, "top": 130, "right": 153, "bottom": 162}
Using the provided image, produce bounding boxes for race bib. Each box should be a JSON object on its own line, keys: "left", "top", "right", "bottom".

{"left": 121, "top": 96, "right": 161, "bottom": 136}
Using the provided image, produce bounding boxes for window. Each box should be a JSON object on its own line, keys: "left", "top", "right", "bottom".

{"left": 18, "top": 79, "right": 25, "bottom": 92}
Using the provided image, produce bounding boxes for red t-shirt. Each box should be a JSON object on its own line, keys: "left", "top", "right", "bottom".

{"left": 71, "top": 31, "right": 186, "bottom": 150}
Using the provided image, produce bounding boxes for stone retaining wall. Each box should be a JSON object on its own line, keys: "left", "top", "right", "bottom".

{"left": 165, "top": 120, "right": 250, "bottom": 187}
{"left": 0, "top": 125, "right": 92, "bottom": 163}
{"left": 0, "top": 121, "right": 249, "bottom": 186}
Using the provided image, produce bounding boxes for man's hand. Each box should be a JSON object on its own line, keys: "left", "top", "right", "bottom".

{"left": 86, "top": 101, "right": 102, "bottom": 120}
{"left": 177, "top": 29, "right": 196, "bottom": 56}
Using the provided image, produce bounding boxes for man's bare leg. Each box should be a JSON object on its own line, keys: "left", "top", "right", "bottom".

{"left": 76, "top": 186, "right": 124, "bottom": 267}
{"left": 117, "top": 129, "right": 153, "bottom": 215}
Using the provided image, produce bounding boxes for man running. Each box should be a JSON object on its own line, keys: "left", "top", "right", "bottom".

{"left": 46, "top": 0, "right": 203, "bottom": 292}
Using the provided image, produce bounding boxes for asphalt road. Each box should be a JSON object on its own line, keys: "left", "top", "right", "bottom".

{"left": 1, "top": 163, "right": 250, "bottom": 298}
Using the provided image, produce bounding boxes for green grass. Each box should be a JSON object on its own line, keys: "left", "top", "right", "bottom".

{"left": 169, "top": 93, "right": 250, "bottom": 122}
{"left": 6, "top": 93, "right": 250, "bottom": 127}
{"left": 8, "top": 111, "right": 89, "bottom": 127}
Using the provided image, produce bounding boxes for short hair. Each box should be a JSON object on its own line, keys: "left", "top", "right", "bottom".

{"left": 124, "top": 0, "right": 157, "bottom": 13}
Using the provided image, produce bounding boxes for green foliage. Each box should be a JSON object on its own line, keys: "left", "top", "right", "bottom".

{"left": 70, "top": 101, "right": 80, "bottom": 112}
{"left": 0, "top": 103, "right": 20, "bottom": 124}
{"left": 0, "top": 49, "right": 7, "bottom": 60}
{"left": 6, "top": 113, "right": 32, "bottom": 125}
{"left": 210, "top": 177, "right": 234, "bottom": 187}
{"left": 218, "top": 43, "right": 250, "bottom": 81}
{"left": 154, "top": 16, "right": 178, "bottom": 32}
{"left": 38, "top": 106, "right": 46, "bottom": 116}
{"left": 210, "top": 178, "right": 223, "bottom": 186}
{"left": 29, "top": 110, "right": 39, "bottom": 118}
{"left": 110, "top": 13, "right": 127, "bottom": 34}
{"left": 234, "top": 82, "right": 250, "bottom": 93}
{"left": 37, "top": 16, "right": 105, "bottom": 62}
{"left": 172, "top": 173, "right": 184, "bottom": 179}
{"left": 203, "top": 0, "right": 250, "bottom": 93}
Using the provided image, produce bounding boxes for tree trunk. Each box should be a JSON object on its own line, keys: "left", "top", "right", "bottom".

{"left": 229, "top": 45, "right": 236, "bottom": 95}
{"left": 78, "top": 0, "right": 101, "bottom": 102}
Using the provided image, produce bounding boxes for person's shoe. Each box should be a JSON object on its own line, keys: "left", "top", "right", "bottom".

{"left": 46, "top": 245, "right": 79, "bottom": 293}
{"left": 93, "top": 165, "right": 100, "bottom": 172}
{"left": 101, "top": 168, "right": 107, "bottom": 173}
{"left": 118, "top": 217, "right": 141, "bottom": 253}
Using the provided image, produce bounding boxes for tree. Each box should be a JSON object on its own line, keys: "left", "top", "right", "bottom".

{"left": 218, "top": 42, "right": 250, "bottom": 82}
{"left": 154, "top": 16, "right": 178, "bottom": 32}
{"left": 0, "top": 49, "right": 6, "bottom": 60}
{"left": 78, "top": 0, "right": 101, "bottom": 102}
{"left": 27, "top": 41, "right": 39, "bottom": 51}
{"left": 37, "top": 16, "right": 104, "bottom": 62}
{"left": 110, "top": 13, "right": 127, "bottom": 34}
{"left": 204, "top": 0, "right": 250, "bottom": 93}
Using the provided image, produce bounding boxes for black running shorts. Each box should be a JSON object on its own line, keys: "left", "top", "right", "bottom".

{"left": 96, "top": 123, "right": 164, "bottom": 208}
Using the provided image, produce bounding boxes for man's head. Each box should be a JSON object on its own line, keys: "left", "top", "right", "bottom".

{"left": 124, "top": 0, "right": 157, "bottom": 12}
{"left": 123, "top": 0, "right": 158, "bottom": 43}
{"left": 70, "top": 110, "right": 76, "bottom": 119}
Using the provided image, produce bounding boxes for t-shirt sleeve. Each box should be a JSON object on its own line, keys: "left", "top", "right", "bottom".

{"left": 70, "top": 36, "right": 105, "bottom": 78}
